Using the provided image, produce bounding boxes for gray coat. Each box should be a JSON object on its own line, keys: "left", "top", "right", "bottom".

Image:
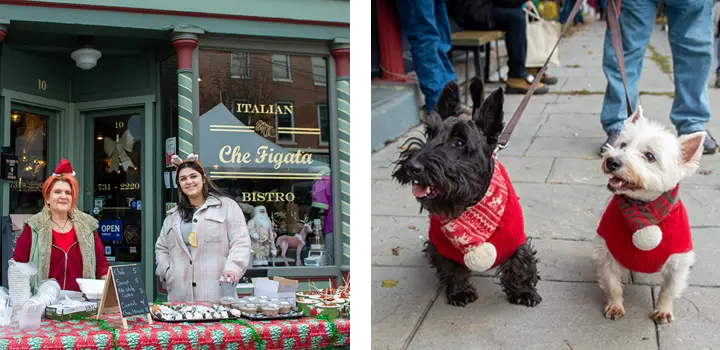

{"left": 155, "top": 195, "right": 251, "bottom": 302}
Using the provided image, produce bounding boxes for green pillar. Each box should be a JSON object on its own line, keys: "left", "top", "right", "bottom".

{"left": 171, "top": 32, "right": 199, "bottom": 158}
{"left": 331, "top": 45, "right": 350, "bottom": 267}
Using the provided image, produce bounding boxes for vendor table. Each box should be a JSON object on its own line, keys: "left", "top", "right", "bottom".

{"left": 0, "top": 313, "right": 350, "bottom": 350}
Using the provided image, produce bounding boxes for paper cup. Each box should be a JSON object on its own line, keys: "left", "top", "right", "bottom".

{"left": 296, "top": 298, "right": 320, "bottom": 316}
{"left": 314, "top": 304, "right": 342, "bottom": 319}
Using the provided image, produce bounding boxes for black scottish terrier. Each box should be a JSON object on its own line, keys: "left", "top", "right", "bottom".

{"left": 392, "top": 80, "right": 542, "bottom": 307}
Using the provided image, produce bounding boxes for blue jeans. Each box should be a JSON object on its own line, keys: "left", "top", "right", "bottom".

{"left": 560, "top": 0, "right": 585, "bottom": 24}
{"left": 601, "top": 0, "right": 713, "bottom": 135}
{"left": 395, "top": 0, "right": 457, "bottom": 112}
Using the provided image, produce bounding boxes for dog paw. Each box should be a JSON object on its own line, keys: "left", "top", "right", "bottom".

{"left": 604, "top": 302, "right": 625, "bottom": 320}
{"left": 509, "top": 291, "right": 542, "bottom": 308}
{"left": 651, "top": 309, "right": 673, "bottom": 324}
{"left": 447, "top": 285, "right": 479, "bottom": 307}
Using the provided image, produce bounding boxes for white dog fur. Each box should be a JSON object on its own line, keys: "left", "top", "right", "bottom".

{"left": 595, "top": 105, "right": 705, "bottom": 324}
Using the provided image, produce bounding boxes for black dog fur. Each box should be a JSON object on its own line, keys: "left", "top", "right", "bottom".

{"left": 392, "top": 79, "right": 542, "bottom": 307}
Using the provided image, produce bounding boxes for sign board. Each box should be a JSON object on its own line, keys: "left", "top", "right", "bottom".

{"left": 0, "top": 152, "right": 18, "bottom": 180}
{"left": 165, "top": 137, "right": 177, "bottom": 168}
{"left": 98, "top": 220, "right": 122, "bottom": 242}
{"left": 97, "top": 264, "right": 152, "bottom": 329}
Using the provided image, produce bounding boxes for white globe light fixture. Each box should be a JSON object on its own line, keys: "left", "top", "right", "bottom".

{"left": 71, "top": 47, "right": 102, "bottom": 70}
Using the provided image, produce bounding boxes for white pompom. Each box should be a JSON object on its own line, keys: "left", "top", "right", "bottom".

{"left": 463, "top": 242, "right": 497, "bottom": 272}
{"left": 632, "top": 225, "right": 662, "bottom": 251}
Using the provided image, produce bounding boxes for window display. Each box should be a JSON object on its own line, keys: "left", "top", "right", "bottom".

{"left": 198, "top": 49, "right": 333, "bottom": 268}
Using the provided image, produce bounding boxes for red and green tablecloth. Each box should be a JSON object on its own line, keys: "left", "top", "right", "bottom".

{"left": 0, "top": 314, "right": 350, "bottom": 350}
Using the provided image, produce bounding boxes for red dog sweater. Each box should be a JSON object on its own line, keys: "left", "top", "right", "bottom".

{"left": 597, "top": 186, "right": 693, "bottom": 274}
{"left": 428, "top": 159, "right": 526, "bottom": 272}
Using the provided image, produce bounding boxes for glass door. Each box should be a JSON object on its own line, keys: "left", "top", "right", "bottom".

{"left": 8, "top": 106, "right": 52, "bottom": 215}
{"left": 86, "top": 108, "right": 143, "bottom": 264}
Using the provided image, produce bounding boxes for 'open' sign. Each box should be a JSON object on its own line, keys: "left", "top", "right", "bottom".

{"left": 99, "top": 220, "right": 123, "bottom": 242}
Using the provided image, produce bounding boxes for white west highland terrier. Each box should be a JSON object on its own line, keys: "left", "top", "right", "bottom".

{"left": 594, "top": 105, "right": 705, "bottom": 324}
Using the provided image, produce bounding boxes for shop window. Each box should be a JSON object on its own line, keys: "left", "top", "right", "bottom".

{"left": 272, "top": 54, "right": 292, "bottom": 82}
{"left": 317, "top": 104, "right": 329, "bottom": 145}
{"left": 311, "top": 57, "right": 327, "bottom": 86}
{"left": 230, "top": 52, "right": 250, "bottom": 79}
{"left": 275, "top": 101, "right": 295, "bottom": 144}
{"left": 198, "top": 49, "right": 334, "bottom": 270}
{"left": 8, "top": 110, "right": 49, "bottom": 215}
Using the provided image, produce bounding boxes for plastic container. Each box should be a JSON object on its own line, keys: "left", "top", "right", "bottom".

{"left": 17, "top": 307, "right": 43, "bottom": 330}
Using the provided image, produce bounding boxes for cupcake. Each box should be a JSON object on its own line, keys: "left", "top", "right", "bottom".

{"left": 241, "top": 303, "right": 257, "bottom": 314}
{"left": 246, "top": 296, "right": 259, "bottom": 303}
{"left": 262, "top": 304, "right": 280, "bottom": 316}
{"left": 268, "top": 298, "right": 280, "bottom": 303}
{"left": 278, "top": 301, "right": 292, "bottom": 314}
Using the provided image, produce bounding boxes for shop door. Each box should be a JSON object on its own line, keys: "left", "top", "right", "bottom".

{"left": 84, "top": 108, "right": 144, "bottom": 269}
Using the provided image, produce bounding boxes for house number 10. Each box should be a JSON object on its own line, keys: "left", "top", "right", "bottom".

{"left": 37, "top": 79, "right": 47, "bottom": 91}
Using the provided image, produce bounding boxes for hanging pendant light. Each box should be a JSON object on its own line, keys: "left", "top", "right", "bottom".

{"left": 71, "top": 35, "right": 102, "bottom": 70}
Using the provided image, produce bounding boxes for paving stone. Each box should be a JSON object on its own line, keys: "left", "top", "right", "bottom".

{"left": 686, "top": 159, "right": 720, "bottom": 187}
{"left": 656, "top": 286, "right": 720, "bottom": 349}
{"left": 372, "top": 267, "right": 439, "bottom": 350}
{"left": 633, "top": 228, "right": 720, "bottom": 287}
{"left": 506, "top": 113, "right": 547, "bottom": 139}
{"left": 372, "top": 161, "right": 395, "bottom": 181}
{"left": 496, "top": 156, "right": 554, "bottom": 183}
{"left": 680, "top": 187, "right": 720, "bottom": 227}
{"left": 546, "top": 158, "right": 607, "bottom": 185}
{"left": 525, "top": 137, "right": 606, "bottom": 157}
{"left": 498, "top": 137, "right": 535, "bottom": 157}
{"left": 544, "top": 95, "right": 605, "bottom": 115}
{"left": 408, "top": 281, "right": 656, "bottom": 350}
{"left": 536, "top": 113, "right": 606, "bottom": 138}
{"left": 371, "top": 180, "right": 424, "bottom": 217}
{"left": 559, "top": 76, "right": 608, "bottom": 93}
{"left": 515, "top": 183, "right": 609, "bottom": 241}
{"left": 533, "top": 239, "right": 603, "bottom": 282}
{"left": 371, "top": 215, "right": 429, "bottom": 267}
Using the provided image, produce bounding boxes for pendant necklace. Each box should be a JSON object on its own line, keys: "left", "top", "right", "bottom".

{"left": 51, "top": 218, "right": 70, "bottom": 234}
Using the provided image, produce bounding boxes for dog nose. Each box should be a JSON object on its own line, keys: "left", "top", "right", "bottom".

{"left": 406, "top": 161, "right": 424, "bottom": 175}
{"left": 606, "top": 157, "right": 622, "bottom": 172}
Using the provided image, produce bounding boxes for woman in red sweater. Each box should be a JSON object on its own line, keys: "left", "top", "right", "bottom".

{"left": 12, "top": 158, "right": 109, "bottom": 292}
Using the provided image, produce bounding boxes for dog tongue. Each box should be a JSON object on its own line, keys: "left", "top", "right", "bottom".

{"left": 412, "top": 184, "right": 428, "bottom": 198}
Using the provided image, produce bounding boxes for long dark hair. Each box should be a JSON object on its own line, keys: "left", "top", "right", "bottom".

{"left": 175, "top": 161, "right": 225, "bottom": 222}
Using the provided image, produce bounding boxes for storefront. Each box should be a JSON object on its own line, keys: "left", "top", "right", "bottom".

{"left": 0, "top": 1, "right": 350, "bottom": 302}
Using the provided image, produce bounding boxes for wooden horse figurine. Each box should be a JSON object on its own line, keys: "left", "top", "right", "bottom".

{"left": 275, "top": 216, "right": 313, "bottom": 266}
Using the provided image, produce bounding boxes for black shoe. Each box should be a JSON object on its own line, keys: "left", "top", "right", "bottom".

{"left": 599, "top": 131, "right": 621, "bottom": 156}
{"left": 703, "top": 131, "right": 718, "bottom": 155}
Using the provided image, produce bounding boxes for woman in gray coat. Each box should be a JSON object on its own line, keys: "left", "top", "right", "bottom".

{"left": 155, "top": 154, "right": 252, "bottom": 302}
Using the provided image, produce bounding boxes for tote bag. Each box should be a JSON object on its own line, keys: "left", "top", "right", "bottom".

{"left": 525, "top": 3, "right": 561, "bottom": 67}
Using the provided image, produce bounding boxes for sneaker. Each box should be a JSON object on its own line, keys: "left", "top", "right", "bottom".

{"left": 599, "top": 130, "right": 621, "bottom": 156}
{"left": 527, "top": 68, "right": 559, "bottom": 85}
{"left": 703, "top": 131, "right": 718, "bottom": 155}
{"left": 505, "top": 75, "right": 549, "bottom": 95}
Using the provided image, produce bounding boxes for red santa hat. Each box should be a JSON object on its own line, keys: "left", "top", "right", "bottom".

{"left": 52, "top": 158, "right": 76, "bottom": 177}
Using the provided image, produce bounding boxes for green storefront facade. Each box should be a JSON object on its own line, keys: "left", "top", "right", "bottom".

{"left": 0, "top": 1, "right": 350, "bottom": 301}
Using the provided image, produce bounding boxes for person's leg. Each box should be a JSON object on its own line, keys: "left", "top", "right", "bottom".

{"left": 600, "top": 0, "right": 657, "bottom": 135}
{"left": 434, "top": 0, "right": 457, "bottom": 83}
{"left": 559, "top": 0, "right": 571, "bottom": 23}
{"left": 575, "top": 0, "right": 585, "bottom": 24}
{"left": 716, "top": 36, "right": 720, "bottom": 88}
{"left": 664, "top": 0, "right": 716, "bottom": 153}
{"left": 490, "top": 6, "right": 528, "bottom": 79}
{"left": 396, "top": 0, "right": 456, "bottom": 112}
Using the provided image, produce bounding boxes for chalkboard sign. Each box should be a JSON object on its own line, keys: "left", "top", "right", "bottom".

{"left": 97, "top": 264, "right": 152, "bottom": 328}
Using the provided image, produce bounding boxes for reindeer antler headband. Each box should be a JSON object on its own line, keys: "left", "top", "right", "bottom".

{"left": 171, "top": 154, "right": 206, "bottom": 173}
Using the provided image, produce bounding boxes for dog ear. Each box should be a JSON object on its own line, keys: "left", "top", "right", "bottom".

{"left": 627, "top": 105, "right": 645, "bottom": 125}
{"left": 435, "top": 81, "right": 460, "bottom": 119}
{"left": 473, "top": 88, "right": 505, "bottom": 141}
{"left": 469, "top": 78, "right": 485, "bottom": 111}
{"left": 678, "top": 131, "right": 705, "bottom": 173}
